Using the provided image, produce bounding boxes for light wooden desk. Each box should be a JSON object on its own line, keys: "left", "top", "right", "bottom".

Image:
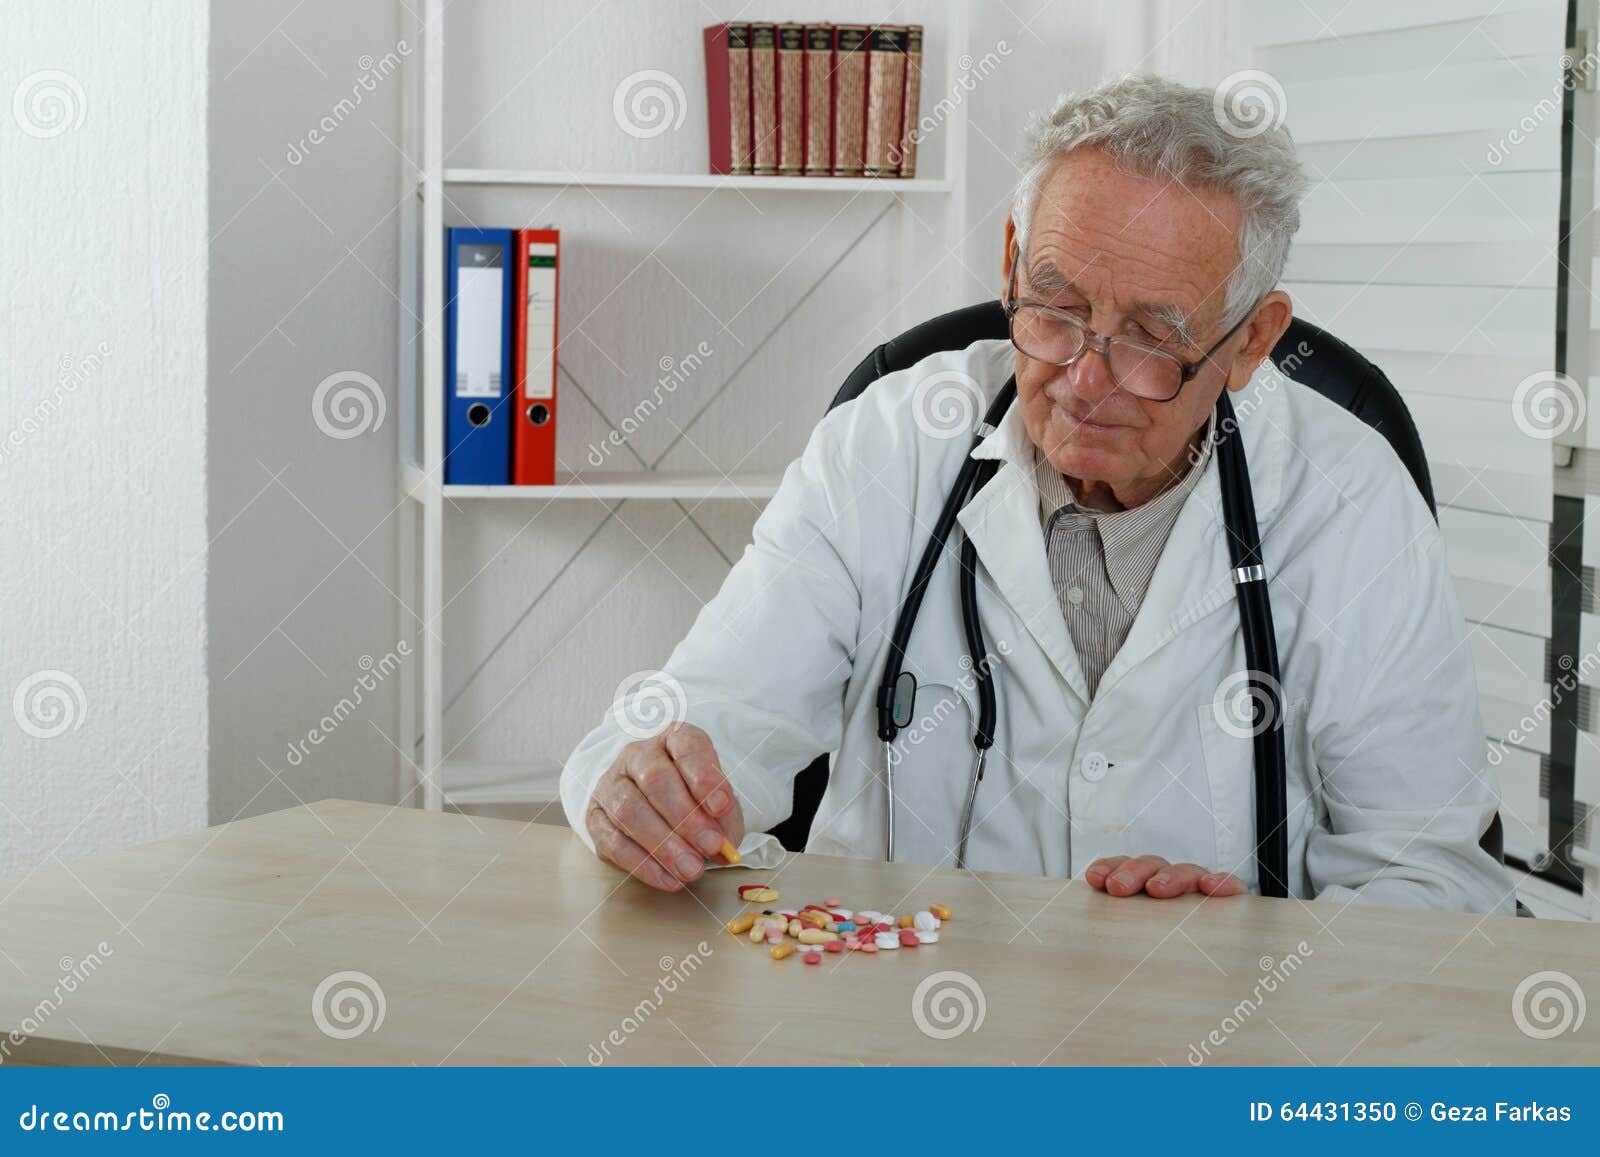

{"left": 0, "top": 800, "right": 1595, "bottom": 1066}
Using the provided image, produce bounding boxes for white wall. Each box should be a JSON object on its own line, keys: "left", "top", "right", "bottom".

{"left": 206, "top": 1, "right": 406, "bottom": 822}
{"left": 0, "top": 0, "right": 210, "bottom": 871}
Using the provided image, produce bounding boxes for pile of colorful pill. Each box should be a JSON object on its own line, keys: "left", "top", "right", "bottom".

{"left": 726, "top": 887, "right": 954, "bottom": 964}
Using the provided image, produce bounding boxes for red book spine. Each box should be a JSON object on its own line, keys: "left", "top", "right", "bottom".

{"left": 801, "top": 24, "right": 833, "bottom": 176}
{"left": 512, "top": 229, "right": 559, "bottom": 486}
{"left": 749, "top": 23, "right": 778, "bottom": 175}
{"left": 776, "top": 23, "right": 804, "bottom": 176}
{"left": 703, "top": 23, "right": 752, "bottom": 175}
{"left": 831, "top": 25, "right": 868, "bottom": 177}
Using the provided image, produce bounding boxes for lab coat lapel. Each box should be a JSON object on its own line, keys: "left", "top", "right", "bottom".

{"left": 1095, "top": 371, "right": 1288, "bottom": 697}
{"left": 955, "top": 398, "right": 1092, "bottom": 705}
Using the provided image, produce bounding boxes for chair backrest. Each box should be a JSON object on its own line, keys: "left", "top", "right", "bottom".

{"left": 765, "top": 301, "right": 1504, "bottom": 864}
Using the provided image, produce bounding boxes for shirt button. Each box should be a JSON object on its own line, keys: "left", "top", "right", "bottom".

{"left": 1067, "top": 585, "right": 1084, "bottom": 606}
{"left": 1080, "top": 751, "right": 1109, "bottom": 782}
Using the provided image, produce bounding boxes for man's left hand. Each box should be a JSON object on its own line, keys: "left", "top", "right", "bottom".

{"left": 1084, "top": 855, "right": 1246, "bottom": 898}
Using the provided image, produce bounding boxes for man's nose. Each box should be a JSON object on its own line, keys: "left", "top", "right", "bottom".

{"left": 1063, "top": 342, "right": 1120, "bottom": 404}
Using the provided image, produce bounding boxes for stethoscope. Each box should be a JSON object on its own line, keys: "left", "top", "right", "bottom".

{"left": 873, "top": 375, "right": 1290, "bottom": 898}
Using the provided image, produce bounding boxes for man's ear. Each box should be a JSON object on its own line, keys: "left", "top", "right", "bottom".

{"left": 1226, "top": 289, "right": 1293, "bottom": 392}
{"left": 1002, "top": 214, "right": 1016, "bottom": 286}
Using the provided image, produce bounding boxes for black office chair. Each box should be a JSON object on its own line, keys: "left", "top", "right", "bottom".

{"left": 767, "top": 298, "right": 1512, "bottom": 875}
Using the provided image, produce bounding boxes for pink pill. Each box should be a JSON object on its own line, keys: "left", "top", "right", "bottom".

{"left": 824, "top": 898, "right": 841, "bottom": 907}
{"left": 859, "top": 941, "right": 878, "bottom": 954}
{"left": 824, "top": 940, "right": 843, "bottom": 953}
{"left": 803, "top": 952, "right": 822, "bottom": 965}
{"left": 899, "top": 929, "right": 920, "bottom": 947}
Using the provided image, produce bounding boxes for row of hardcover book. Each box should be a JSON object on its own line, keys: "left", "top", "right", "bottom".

{"left": 444, "top": 227, "right": 560, "bottom": 486}
{"left": 704, "top": 22, "right": 925, "bottom": 178}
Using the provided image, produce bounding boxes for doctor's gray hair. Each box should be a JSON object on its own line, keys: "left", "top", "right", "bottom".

{"left": 1011, "top": 74, "right": 1307, "bottom": 333}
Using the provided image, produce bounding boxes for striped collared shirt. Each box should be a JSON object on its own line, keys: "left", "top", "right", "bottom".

{"left": 1034, "top": 414, "right": 1215, "bottom": 698}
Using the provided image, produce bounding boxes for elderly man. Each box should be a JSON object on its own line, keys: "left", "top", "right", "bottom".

{"left": 559, "top": 75, "right": 1515, "bottom": 914}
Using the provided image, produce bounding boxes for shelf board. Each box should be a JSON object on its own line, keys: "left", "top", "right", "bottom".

{"left": 441, "top": 759, "right": 562, "bottom": 806}
{"left": 405, "top": 463, "right": 781, "bottom": 501}
{"left": 433, "top": 168, "right": 952, "bottom": 193}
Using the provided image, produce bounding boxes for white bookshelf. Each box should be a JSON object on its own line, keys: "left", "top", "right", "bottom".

{"left": 396, "top": 0, "right": 973, "bottom": 810}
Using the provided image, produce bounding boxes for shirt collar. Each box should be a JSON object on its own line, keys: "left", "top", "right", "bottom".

{"left": 1032, "top": 411, "right": 1216, "bottom": 615}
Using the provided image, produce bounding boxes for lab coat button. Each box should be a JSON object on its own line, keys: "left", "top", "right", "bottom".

{"left": 1080, "top": 751, "right": 1109, "bottom": 781}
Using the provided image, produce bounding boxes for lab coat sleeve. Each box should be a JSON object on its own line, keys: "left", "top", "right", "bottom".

{"left": 1304, "top": 511, "right": 1517, "bottom": 916}
{"left": 558, "top": 406, "right": 866, "bottom": 852}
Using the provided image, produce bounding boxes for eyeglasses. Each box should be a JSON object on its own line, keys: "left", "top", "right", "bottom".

{"left": 1002, "top": 251, "right": 1258, "bottom": 403}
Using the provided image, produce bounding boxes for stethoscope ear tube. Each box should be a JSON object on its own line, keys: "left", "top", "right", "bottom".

{"left": 1214, "top": 391, "right": 1290, "bottom": 898}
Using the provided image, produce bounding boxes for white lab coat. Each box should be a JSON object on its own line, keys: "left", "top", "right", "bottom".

{"left": 561, "top": 337, "right": 1516, "bottom": 914}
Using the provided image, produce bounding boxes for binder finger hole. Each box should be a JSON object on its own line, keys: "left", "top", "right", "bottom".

{"left": 467, "top": 402, "right": 492, "bottom": 428}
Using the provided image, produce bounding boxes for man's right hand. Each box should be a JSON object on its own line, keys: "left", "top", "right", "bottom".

{"left": 584, "top": 722, "right": 745, "bottom": 892}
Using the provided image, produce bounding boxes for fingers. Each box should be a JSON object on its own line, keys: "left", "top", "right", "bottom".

{"left": 1144, "top": 862, "right": 1211, "bottom": 898}
{"left": 1083, "top": 855, "right": 1129, "bottom": 891}
{"left": 1198, "top": 870, "right": 1247, "bottom": 896}
{"left": 592, "top": 772, "right": 707, "bottom": 887}
{"left": 663, "top": 724, "right": 736, "bottom": 820}
{"left": 587, "top": 804, "right": 681, "bottom": 892}
{"left": 1102, "top": 854, "right": 1169, "bottom": 896}
{"left": 1085, "top": 854, "right": 1249, "bottom": 899}
{"left": 624, "top": 743, "right": 726, "bottom": 859}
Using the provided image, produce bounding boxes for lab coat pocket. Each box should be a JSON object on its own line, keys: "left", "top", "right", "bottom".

{"left": 885, "top": 679, "right": 979, "bottom": 870}
{"left": 1194, "top": 693, "right": 1312, "bottom": 892}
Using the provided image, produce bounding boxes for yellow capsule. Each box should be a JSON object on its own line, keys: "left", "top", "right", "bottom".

{"left": 797, "top": 928, "right": 838, "bottom": 945}
{"left": 727, "top": 913, "right": 757, "bottom": 935}
{"left": 770, "top": 941, "right": 796, "bottom": 960}
{"left": 930, "top": 903, "right": 952, "bottom": 921}
{"left": 718, "top": 838, "right": 741, "bottom": 865}
{"left": 787, "top": 919, "right": 802, "bottom": 938}
{"left": 898, "top": 914, "right": 914, "bottom": 929}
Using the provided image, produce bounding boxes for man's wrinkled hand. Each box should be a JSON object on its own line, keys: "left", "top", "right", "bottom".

{"left": 585, "top": 723, "right": 744, "bottom": 892}
{"left": 1084, "top": 855, "right": 1246, "bottom": 899}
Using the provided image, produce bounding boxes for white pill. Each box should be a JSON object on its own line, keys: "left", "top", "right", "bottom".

{"left": 917, "top": 930, "right": 940, "bottom": 944}
{"left": 913, "top": 910, "right": 937, "bottom": 932}
{"left": 874, "top": 931, "right": 900, "bottom": 950}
